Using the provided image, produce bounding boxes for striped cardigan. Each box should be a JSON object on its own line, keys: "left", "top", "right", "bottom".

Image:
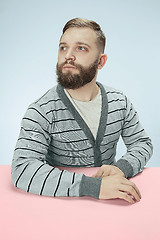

{"left": 11, "top": 82, "right": 153, "bottom": 199}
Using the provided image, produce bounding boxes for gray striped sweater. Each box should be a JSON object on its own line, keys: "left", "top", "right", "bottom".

{"left": 11, "top": 82, "right": 153, "bottom": 199}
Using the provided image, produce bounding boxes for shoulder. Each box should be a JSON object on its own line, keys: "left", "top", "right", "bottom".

{"left": 25, "top": 85, "right": 62, "bottom": 123}
{"left": 99, "top": 83, "right": 127, "bottom": 102}
{"left": 28, "top": 85, "right": 63, "bottom": 110}
{"left": 33, "top": 85, "right": 59, "bottom": 105}
{"left": 101, "top": 84, "right": 124, "bottom": 96}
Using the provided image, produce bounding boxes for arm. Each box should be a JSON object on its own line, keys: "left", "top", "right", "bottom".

{"left": 113, "top": 96, "right": 153, "bottom": 178}
{"left": 11, "top": 102, "right": 102, "bottom": 199}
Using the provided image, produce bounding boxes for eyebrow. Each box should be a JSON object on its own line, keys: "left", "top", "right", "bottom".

{"left": 59, "top": 41, "right": 91, "bottom": 48}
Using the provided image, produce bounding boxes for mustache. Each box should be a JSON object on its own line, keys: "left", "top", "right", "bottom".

{"left": 60, "top": 60, "right": 80, "bottom": 69}
{"left": 57, "top": 57, "right": 99, "bottom": 71}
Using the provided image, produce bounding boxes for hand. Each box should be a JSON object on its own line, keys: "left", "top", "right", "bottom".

{"left": 99, "top": 175, "right": 142, "bottom": 204}
{"left": 91, "top": 165, "right": 125, "bottom": 178}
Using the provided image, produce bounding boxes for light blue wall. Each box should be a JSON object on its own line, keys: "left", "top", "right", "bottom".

{"left": 0, "top": 0, "right": 159, "bottom": 166}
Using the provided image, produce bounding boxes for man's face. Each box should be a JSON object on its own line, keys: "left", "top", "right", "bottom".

{"left": 56, "top": 27, "right": 100, "bottom": 89}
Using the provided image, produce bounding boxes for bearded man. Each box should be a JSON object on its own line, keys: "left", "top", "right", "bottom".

{"left": 11, "top": 18, "right": 153, "bottom": 204}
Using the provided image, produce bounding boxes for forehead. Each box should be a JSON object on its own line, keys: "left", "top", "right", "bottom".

{"left": 60, "top": 27, "right": 97, "bottom": 46}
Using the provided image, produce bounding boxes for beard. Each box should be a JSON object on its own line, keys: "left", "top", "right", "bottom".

{"left": 56, "top": 58, "right": 99, "bottom": 89}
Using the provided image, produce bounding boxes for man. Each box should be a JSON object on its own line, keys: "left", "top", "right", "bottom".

{"left": 11, "top": 18, "right": 153, "bottom": 204}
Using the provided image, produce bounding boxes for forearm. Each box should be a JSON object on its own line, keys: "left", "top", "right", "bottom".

{"left": 117, "top": 96, "right": 153, "bottom": 178}
{"left": 11, "top": 156, "right": 82, "bottom": 197}
{"left": 114, "top": 136, "right": 153, "bottom": 178}
{"left": 12, "top": 156, "right": 102, "bottom": 199}
{"left": 12, "top": 133, "right": 102, "bottom": 198}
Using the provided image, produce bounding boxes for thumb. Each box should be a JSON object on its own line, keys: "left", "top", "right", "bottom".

{"left": 91, "top": 174, "right": 96, "bottom": 177}
{"left": 92, "top": 169, "right": 103, "bottom": 178}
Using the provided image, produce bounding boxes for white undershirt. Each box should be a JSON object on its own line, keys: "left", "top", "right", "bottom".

{"left": 64, "top": 88, "right": 102, "bottom": 139}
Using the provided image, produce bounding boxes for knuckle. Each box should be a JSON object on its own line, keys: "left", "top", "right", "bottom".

{"left": 102, "top": 165, "right": 107, "bottom": 169}
{"left": 124, "top": 193, "right": 129, "bottom": 199}
{"left": 129, "top": 186, "right": 134, "bottom": 192}
{"left": 131, "top": 182, "right": 136, "bottom": 187}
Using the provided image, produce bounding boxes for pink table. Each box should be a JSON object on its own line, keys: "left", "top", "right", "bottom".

{"left": 1, "top": 166, "right": 160, "bottom": 240}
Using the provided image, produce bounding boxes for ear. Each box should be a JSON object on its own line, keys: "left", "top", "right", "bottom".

{"left": 97, "top": 54, "right": 108, "bottom": 69}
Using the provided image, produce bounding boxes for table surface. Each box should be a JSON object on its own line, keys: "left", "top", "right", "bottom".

{"left": 1, "top": 165, "right": 160, "bottom": 240}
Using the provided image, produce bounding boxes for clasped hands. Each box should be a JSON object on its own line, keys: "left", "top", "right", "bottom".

{"left": 91, "top": 165, "right": 125, "bottom": 178}
{"left": 91, "top": 165, "right": 142, "bottom": 204}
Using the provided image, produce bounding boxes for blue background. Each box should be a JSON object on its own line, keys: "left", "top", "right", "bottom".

{"left": 0, "top": 0, "right": 159, "bottom": 166}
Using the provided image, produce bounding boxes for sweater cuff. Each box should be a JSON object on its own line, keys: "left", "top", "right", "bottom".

{"left": 79, "top": 175, "right": 102, "bottom": 199}
{"left": 112, "top": 159, "right": 134, "bottom": 178}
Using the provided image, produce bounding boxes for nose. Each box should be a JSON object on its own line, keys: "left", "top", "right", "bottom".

{"left": 65, "top": 49, "right": 76, "bottom": 62}
{"left": 65, "top": 55, "right": 76, "bottom": 62}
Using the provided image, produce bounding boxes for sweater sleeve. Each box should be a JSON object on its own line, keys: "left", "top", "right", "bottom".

{"left": 11, "top": 103, "right": 102, "bottom": 199}
{"left": 113, "top": 96, "right": 153, "bottom": 178}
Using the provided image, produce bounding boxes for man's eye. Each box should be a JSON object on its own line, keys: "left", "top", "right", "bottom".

{"left": 60, "top": 46, "right": 66, "bottom": 51}
{"left": 78, "top": 46, "right": 87, "bottom": 51}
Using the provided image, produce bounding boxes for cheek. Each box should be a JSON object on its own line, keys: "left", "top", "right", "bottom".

{"left": 76, "top": 56, "right": 89, "bottom": 66}
{"left": 58, "top": 52, "right": 64, "bottom": 62}
{"left": 81, "top": 54, "right": 97, "bottom": 65}
{"left": 58, "top": 51, "right": 64, "bottom": 59}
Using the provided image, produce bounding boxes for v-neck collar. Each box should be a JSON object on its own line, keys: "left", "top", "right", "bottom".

{"left": 56, "top": 81, "right": 108, "bottom": 147}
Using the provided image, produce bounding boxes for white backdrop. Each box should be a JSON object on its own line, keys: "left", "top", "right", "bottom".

{"left": 0, "top": 0, "right": 159, "bottom": 166}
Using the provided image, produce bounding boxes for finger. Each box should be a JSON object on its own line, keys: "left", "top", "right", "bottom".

{"left": 93, "top": 168, "right": 104, "bottom": 178}
{"left": 121, "top": 178, "right": 142, "bottom": 199}
{"left": 102, "top": 173, "right": 107, "bottom": 177}
{"left": 91, "top": 174, "right": 100, "bottom": 178}
{"left": 119, "top": 185, "right": 140, "bottom": 202}
{"left": 117, "top": 191, "right": 135, "bottom": 204}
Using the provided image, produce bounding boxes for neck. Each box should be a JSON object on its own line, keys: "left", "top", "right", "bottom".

{"left": 65, "top": 79, "right": 99, "bottom": 102}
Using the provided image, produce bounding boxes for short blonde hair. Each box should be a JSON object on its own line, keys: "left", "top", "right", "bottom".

{"left": 61, "top": 18, "right": 106, "bottom": 53}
